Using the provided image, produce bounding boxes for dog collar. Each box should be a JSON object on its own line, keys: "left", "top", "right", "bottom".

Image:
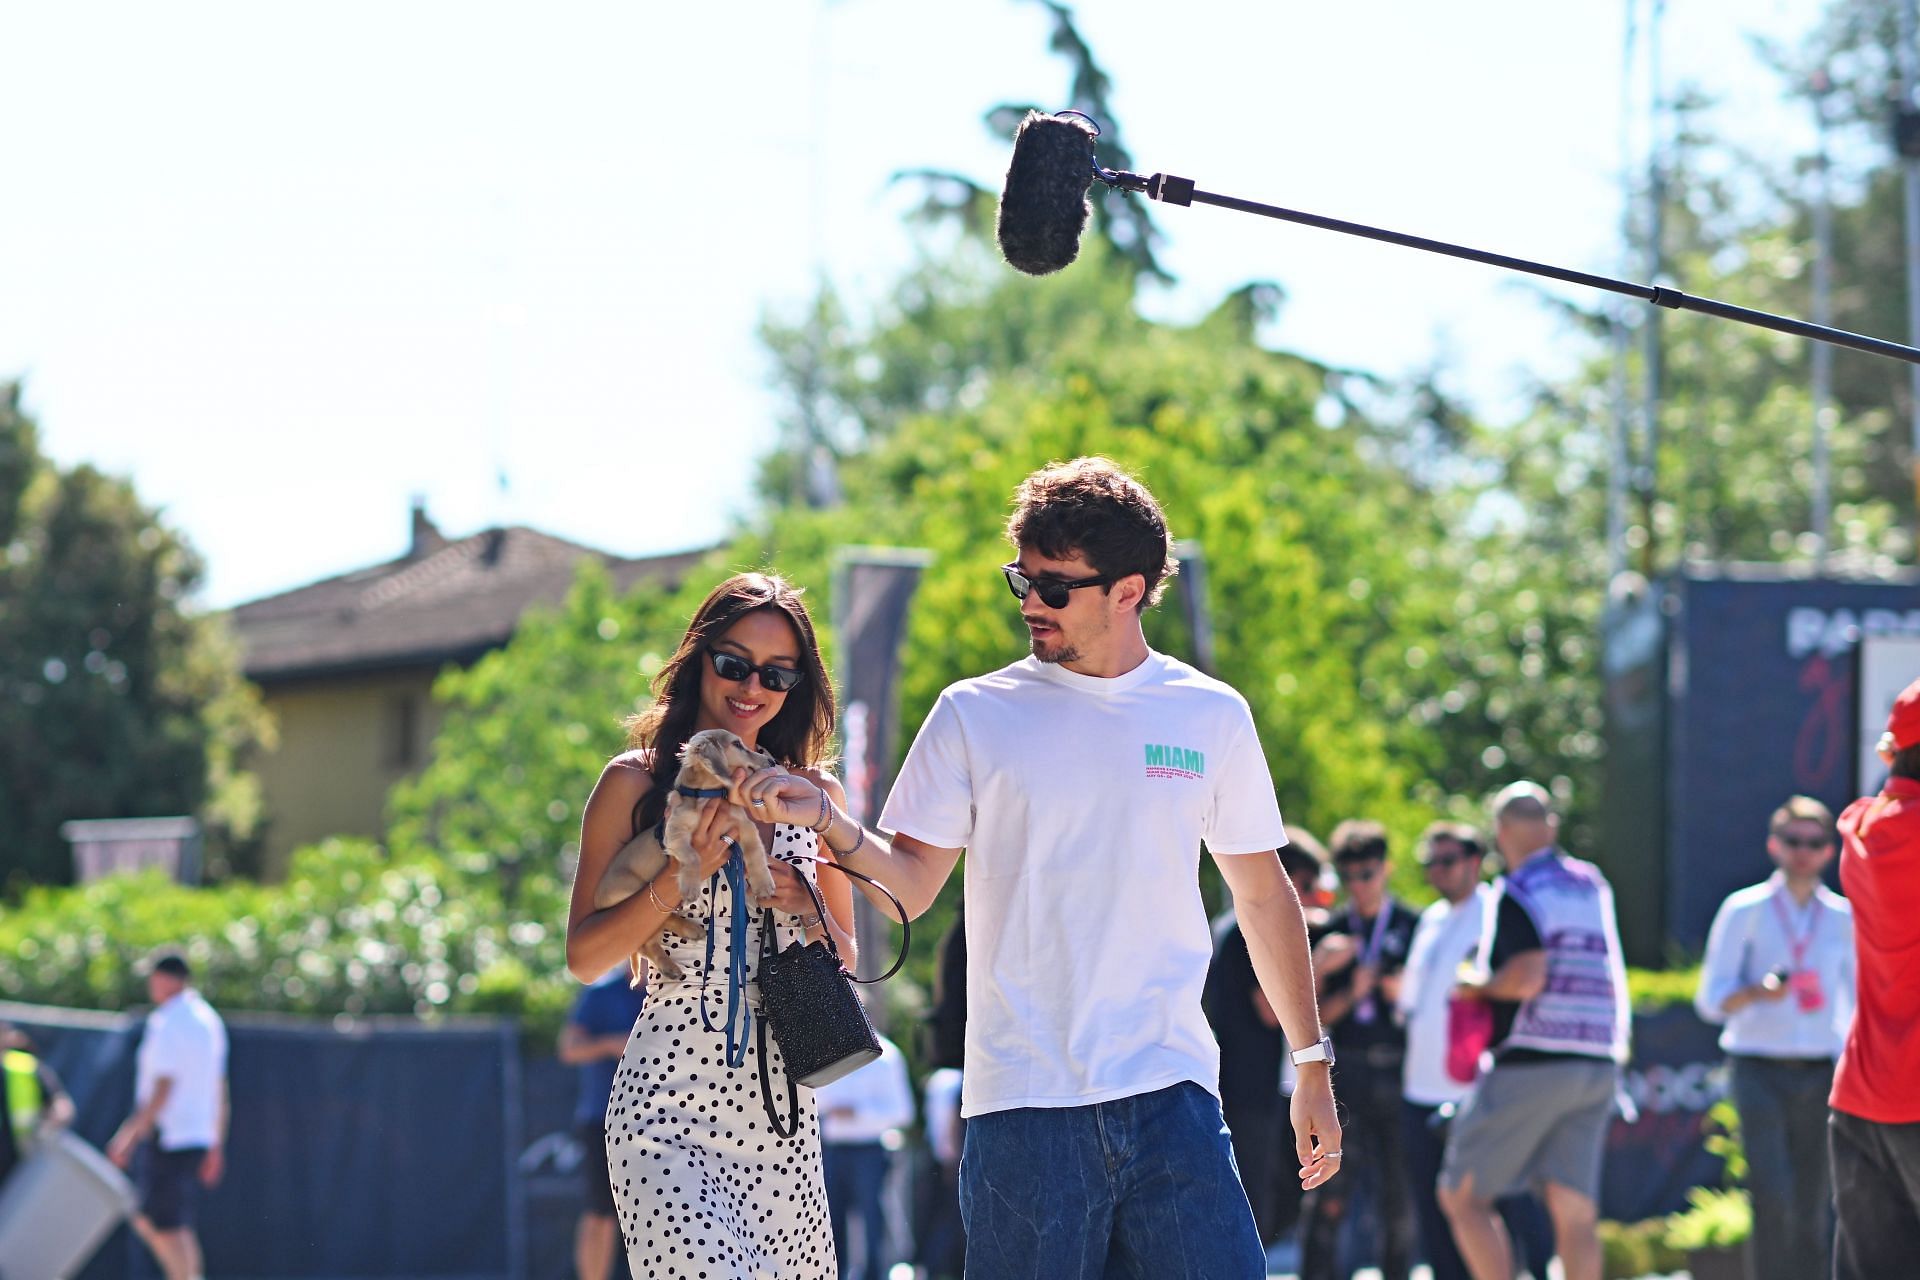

{"left": 675, "top": 785, "right": 731, "bottom": 800}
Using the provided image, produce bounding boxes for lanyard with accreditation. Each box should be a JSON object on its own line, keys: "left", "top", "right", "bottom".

{"left": 1769, "top": 888, "right": 1826, "bottom": 1012}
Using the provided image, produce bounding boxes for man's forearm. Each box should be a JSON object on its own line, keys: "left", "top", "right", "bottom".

{"left": 114, "top": 1099, "right": 161, "bottom": 1145}
{"left": 1470, "top": 952, "right": 1546, "bottom": 1003}
{"left": 1238, "top": 882, "right": 1325, "bottom": 1052}
{"left": 834, "top": 824, "right": 959, "bottom": 921}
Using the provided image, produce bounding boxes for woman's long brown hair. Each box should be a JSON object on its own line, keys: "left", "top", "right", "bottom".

{"left": 625, "top": 572, "right": 835, "bottom": 837}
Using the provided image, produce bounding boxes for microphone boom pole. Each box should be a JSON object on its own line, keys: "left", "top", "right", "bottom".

{"left": 1097, "top": 165, "right": 1920, "bottom": 368}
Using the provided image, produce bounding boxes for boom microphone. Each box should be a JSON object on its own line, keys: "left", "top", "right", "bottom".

{"left": 996, "top": 111, "right": 1097, "bottom": 276}
{"left": 998, "top": 112, "right": 1920, "bottom": 367}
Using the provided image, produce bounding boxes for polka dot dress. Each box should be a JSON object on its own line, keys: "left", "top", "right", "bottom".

{"left": 606, "top": 824, "right": 836, "bottom": 1280}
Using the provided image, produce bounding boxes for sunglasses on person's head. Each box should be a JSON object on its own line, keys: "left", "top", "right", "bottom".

{"left": 706, "top": 649, "right": 806, "bottom": 693}
{"left": 1001, "top": 563, "right": 1114, "bottom": 610}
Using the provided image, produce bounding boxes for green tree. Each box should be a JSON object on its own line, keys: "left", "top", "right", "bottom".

{"left": 0, "top": 383, "right": 274, "bottom": 887}
{"left": 385, "top": 559, "right": 713, "bottom": 924}
{"left": 753, "top": 234, "right": 1581, "bottom": 917}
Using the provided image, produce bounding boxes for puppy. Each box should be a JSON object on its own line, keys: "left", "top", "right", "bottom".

{"left": 594, "top": 729, "right": 778, "bottom": 981}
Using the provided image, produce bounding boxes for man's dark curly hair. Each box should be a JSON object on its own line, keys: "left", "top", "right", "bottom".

{"left": 1892, "top": 743, "right": 1920, "bottom": 782}
{"left": 1005, "top": 457, "right": 1177, "bottom": 611}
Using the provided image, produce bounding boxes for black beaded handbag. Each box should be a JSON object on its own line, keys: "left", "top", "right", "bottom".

{"left": 755, "top": 855, "right": 910, "bottom": 1138}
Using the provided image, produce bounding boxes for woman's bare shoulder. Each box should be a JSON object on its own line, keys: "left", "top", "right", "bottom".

{"left": 593, "top": 751, "right": 655, "bottom": 802}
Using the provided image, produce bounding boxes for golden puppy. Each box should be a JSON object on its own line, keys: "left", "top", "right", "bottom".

{"left": 593, "top": 729, "right": 777, "bottom": 981}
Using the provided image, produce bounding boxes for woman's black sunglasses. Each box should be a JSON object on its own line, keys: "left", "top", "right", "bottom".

{"left": 706, "top": 649, "right": 806, "bottom": 693}
{"left": 1001, "top": 563, "right": 1114, "bottom": 610}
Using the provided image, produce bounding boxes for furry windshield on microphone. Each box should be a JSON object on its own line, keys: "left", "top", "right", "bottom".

{"left": 996, "top": 111, "right": 1097, "bottom": 276}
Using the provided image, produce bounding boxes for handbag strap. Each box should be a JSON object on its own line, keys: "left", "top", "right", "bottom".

{"left": 756, "top": 909, "right": 802, "bottom": 1139}
{"left": 778, "top": 853, "right": 912, "bottom": 983}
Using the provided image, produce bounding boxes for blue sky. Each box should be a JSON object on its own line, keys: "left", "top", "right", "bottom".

{"left": 0, "top": 0, "right": 1830, "bottom": 606}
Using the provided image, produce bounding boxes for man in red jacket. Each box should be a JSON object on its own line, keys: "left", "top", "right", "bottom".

{"left": 1829, "top": 675, "right": 1920, "bottom": 1279}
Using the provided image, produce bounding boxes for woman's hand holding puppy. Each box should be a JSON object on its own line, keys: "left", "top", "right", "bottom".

{"left": 761, "top": 861, "right": 822, "bottom": 919}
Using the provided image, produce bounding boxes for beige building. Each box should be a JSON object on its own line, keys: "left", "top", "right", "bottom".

{"left": 231, "top": 503, "right": 702, "bottom": 873}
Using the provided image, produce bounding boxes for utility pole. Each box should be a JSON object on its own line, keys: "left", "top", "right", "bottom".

{"left": 1608, "top": 0, "right": 1640, "bottom": 587}
{"left": 1638, "top": 0, "right": 1668, "bottom": 577}
{"left": 1900, "top": 0, "right": 1920, "bottom": 543}
{"left": 1812, "top": 71, "right": 1836, "bottom": 570}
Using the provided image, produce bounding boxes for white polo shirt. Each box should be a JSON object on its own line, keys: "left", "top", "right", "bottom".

{"left": 881, "top": 651, "right": 1287, "bottom": 1119}
{"left": 136, "top": 988, "right": 228, "bottom": 1150}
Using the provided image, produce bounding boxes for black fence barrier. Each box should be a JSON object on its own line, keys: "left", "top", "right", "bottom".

{"left": 2, "top": 1001, "right": 526, "bottom": 1280}
{"left": 2, "top": 995, "right": 1731, "bottom": 1278}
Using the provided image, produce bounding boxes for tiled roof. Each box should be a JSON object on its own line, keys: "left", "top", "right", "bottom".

{"left": 230, "top": 525, "right": 708, "bottom": 682}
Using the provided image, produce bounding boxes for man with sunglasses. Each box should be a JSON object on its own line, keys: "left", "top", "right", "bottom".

{"left": 869, "top": 457, "right": 1341, "bottom": 1280}
{"left": 1299, "top": 821, "right": 1420, "bottom": 1280}
{"left": 1694, "top": 796, "right": 1853, "bottom": 1280}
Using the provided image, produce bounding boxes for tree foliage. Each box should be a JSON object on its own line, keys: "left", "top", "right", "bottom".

{"left": 0, "top": 840, "right": 575, "bottom": 1043}
{"left": 0, "top": 383, "right": 274, "bottom": 887}
{"left": 12, "top": 0, "right": 1918, "bottom": 1036}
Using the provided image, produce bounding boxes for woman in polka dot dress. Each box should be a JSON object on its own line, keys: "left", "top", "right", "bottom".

{"left": 566, "top": 573, "right": 862, "bottom": 1280}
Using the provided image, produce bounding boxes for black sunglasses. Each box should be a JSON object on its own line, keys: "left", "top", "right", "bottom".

{"left": 1777, "top": 834, "right": 1833, "bottom": 851}
{"left": 1337, "top": 863, "right": 1383, "bottom": 884}
{"left": 706, "top": 649, "right": 806, "bottom": 693}
{"left": 1001, "top": 563, "right": 1115, "bottom": 610}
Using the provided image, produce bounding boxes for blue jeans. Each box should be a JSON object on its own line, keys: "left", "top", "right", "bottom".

{"left": 960, "top": 1081, "right": 1266, "bottom": 1280}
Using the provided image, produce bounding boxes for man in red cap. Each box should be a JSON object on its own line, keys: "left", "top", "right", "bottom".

{"left": 1828, "top": 675, "right": 1920, "bottom": 1278}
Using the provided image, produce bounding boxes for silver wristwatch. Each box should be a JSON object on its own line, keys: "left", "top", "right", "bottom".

{"left": 1290, "top": 1035, "right": 1336, "bottom": 1067}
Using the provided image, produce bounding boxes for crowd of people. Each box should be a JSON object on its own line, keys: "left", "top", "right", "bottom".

{"left": 1205, "top": 789, "right": 1629, "bottom": 1280}
{"left": 546, "top": 456, "right": 1919, "bottom": 1280}
{"left": 10, "top": 454, "right": 1913, "bottom": 1280}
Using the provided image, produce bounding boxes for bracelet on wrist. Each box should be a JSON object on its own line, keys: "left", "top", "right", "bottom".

{"left": 797, "top": 912, "right": 824, "bottom": 929}
{"left": 811, "top": 789, "right": 833, "bottom": 833}
{"left": 832, "top": 823, "right": 867, "bottom": 858}
{"left": 645, "top": 881, "right": 675, "bottom": 914}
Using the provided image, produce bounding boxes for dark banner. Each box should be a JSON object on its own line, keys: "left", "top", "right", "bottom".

{"left": 2, "top": 1002, "right": 525, "bottom": 1280}
{"left": 834, "top": 550, "right": 930, "bottom": 984}
{"left": 1601, "top": 1005, "right": 1729, "bottom": 1223}
{"left": 1665, "top": 573, "right": 1920, "bottom": 949}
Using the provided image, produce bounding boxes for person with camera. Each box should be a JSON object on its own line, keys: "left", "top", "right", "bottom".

{"left": 1828, "top": 678, "right": 1920, "bottom": 1278}
{"left": 1695, "top": 796, "right": 1854, "bottom": 1280}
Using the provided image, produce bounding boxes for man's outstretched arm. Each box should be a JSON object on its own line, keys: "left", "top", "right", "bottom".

{"left": 1216, "top": 848, "right": 1342, "bottom": 1189}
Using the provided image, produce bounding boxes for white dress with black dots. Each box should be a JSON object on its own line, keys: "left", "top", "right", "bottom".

{"left": 606, "top": 824, "right": 836, "bottom": 1280}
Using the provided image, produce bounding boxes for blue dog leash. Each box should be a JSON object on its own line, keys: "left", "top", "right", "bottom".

{"left": 674, "top": 784, "right": 752, "bottom": 1069}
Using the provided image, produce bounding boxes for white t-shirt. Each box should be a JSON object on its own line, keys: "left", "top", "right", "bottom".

{"left": 1397, "top": 885, "right": 1493, "bottom": 1106}
{"left": 880, "top": 651, "right": 1287, "bottom": 1119}
{"left": 136, "top": 988, "right": 228, "bottom": 1150}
